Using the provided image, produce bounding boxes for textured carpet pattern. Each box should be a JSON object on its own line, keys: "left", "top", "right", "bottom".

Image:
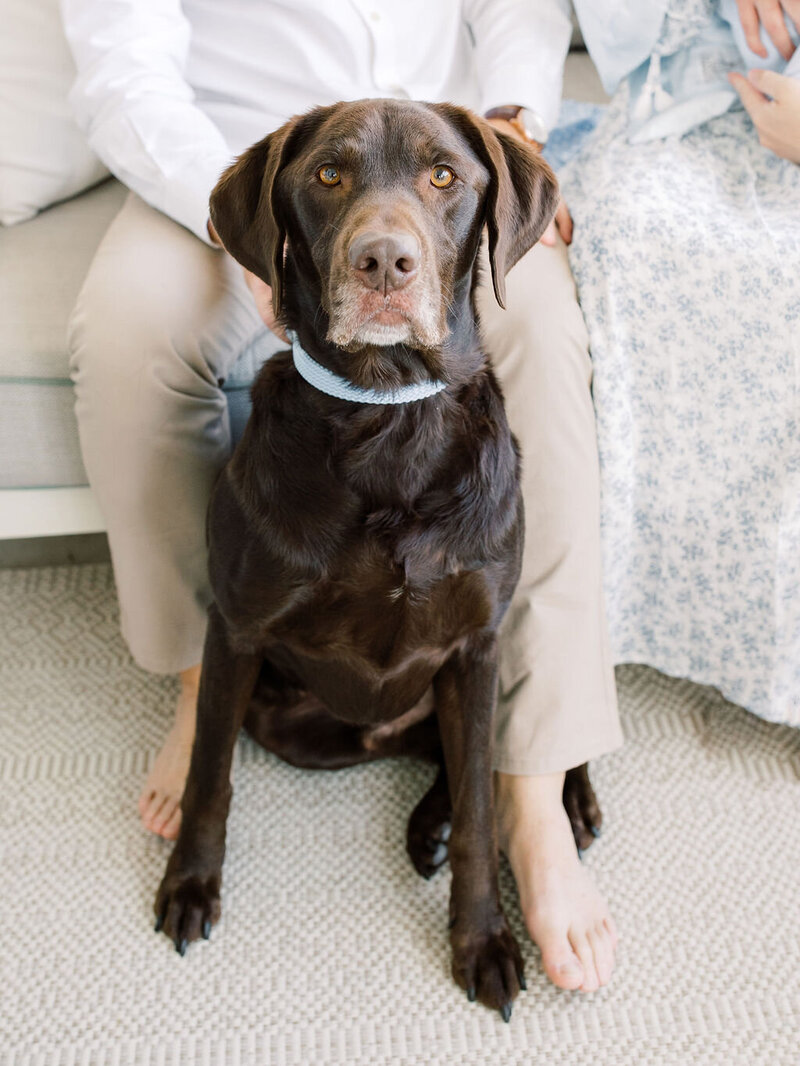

{"left": 1, "top": 564, "right": 799, "bottom": 1065}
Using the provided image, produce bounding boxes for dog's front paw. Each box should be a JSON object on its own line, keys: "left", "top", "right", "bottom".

{"left": 154, "top": 860, "right": 221, "bottom": 955}
{"left": 451, "top": 919, "right": 525, "bottom": 1021}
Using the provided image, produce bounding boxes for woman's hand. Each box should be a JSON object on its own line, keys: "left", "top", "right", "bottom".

{"left": 240, "top": 268, "right": 289, "bottom": 340}
{"left": 729, "top": 69, "right": 800, "bottom": 162}
{"left": 735, "top": 0, "right": 799, "bottom": 60}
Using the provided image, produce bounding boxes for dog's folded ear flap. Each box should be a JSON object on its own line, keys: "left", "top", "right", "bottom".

{"left": 433, "top": 105, "right": 560, "bottom": 308}
{"left": 482, "top": 128, "right": 559, "bottom": 308}
{"left": 209, "top": 122, "right": 297, "bottom": 319}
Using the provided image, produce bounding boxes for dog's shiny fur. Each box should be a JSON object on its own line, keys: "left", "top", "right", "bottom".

{"left": 154, "top": 100, "right": 602, "bottom": 1019}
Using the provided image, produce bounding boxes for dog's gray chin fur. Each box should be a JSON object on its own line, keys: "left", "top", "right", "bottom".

{"left": 327, "top": 317, "right": 447, "bottom": 351}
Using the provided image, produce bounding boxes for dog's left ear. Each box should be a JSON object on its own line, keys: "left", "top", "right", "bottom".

{"left": 211, "top": 107, "right": 339, "bottom": 319}
{"left": 209, "top": 124, "right": 295, "bottom": 319}
{"left": 433, "top": 105, "right": 560, "bottom": 308}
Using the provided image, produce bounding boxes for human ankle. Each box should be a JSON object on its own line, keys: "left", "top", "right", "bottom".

{"left": 497, "top": 770, "right": 567, "bottom": 820}
{"left": 179, "top": 664, "right": 202, "bottom": 695}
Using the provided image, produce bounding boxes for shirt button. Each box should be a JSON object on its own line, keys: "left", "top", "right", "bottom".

{"left": 370, "top": 10, "right": 381, "bottom": 20}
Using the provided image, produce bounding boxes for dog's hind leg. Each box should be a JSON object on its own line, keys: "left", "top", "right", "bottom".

{"left": 244, "top": 688, "right": 373, "bottom": 770}
{"left": 562, "top": 763, "right": 603, "bottom": 853}
{"left": 406, "top": 762, "right": 452, "bottom": 879}
{"left": 243, "top": 664, "right": 440, "bottom": 770}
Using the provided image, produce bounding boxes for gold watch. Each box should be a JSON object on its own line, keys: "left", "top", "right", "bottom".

{"left": 484, "top": 105, "right": 548, "bottom": 147}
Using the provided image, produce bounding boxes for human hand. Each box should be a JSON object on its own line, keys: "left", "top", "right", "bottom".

{"left": 728, "top": 68, "right": 800, "bottom": 162}
{"left": 207, "top": 217, "right": 289, "bottom": 340}
{"left": 485, "top": 117, "right": 573, "bottom": 245}
{"left": 734, "top": 0, "right": 799, "bottom": 61}
{"left": 240, "top": 268, "right": 289, "bottom": 341}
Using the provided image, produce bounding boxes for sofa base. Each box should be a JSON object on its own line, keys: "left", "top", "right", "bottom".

{"left": 0, "top": 486, "right": 104, "bottom": 539}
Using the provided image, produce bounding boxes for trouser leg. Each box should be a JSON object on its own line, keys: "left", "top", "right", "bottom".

{"left": 68, "top": 192, "right": 278, "bottom": 673}
{"left": 475, "top": 237, "right": 623, "bottom": 774}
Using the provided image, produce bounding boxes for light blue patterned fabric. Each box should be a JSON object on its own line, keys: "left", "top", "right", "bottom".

{"left": 559, "top": 77, "right": 800, "bottom": 725}
{"left": 625, "top": 0, "right": 800, "bottom": 143}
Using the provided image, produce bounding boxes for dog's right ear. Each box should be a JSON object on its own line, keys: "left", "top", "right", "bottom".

{"left": 209, "top": 122, "right": 298, "bottom": 319}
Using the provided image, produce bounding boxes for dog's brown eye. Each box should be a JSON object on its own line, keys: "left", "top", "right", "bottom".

{"left": 430, "top": 165, "right": 454, "bottom": 188}
{"left": 318, "top": 165, "right": 341, "bottom": 186}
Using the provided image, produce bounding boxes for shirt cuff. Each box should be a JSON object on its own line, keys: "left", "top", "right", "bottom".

{"left": 162, "top": 151, "right": 235, "bottom": 245}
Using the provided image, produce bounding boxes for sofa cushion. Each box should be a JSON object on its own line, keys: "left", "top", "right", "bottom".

{"left": 0, "top": 0, "right": 108, "bottom": 226}
{"left": 0, "top": 178, "right": 127, "bottom": 382}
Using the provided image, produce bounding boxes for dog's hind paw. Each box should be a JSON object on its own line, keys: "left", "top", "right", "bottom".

{"left": 562, "top": 763, "right": 603, "bottom": 853}
{"left": 406, "top": 768, "right": 452, "bottom": 878}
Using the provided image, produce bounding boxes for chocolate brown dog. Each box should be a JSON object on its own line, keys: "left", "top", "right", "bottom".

{"left": 154, "top": 99, "right": 602, "bottom": 1020}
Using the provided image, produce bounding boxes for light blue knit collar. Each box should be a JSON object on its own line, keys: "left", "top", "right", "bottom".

{"left": 288, "top": 331, "right": 446, "bottom": 405}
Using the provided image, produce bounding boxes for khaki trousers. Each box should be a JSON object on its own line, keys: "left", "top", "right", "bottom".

{"left": 68, "top": 192, "right": 623, "bottom": 774}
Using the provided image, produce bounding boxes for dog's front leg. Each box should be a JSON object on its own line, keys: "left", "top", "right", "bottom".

{"left": 434, "top": 636, "right": 524, "bottom": 1020}
{"left": 154, "top": 604, "right": 260, "bottom": 954}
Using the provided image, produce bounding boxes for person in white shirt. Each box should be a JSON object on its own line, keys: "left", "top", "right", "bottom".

{"left": 62, "top": 0, "right": 622, "bottom": 994}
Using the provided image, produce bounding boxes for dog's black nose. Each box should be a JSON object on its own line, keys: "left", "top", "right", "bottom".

{"left": 348, "top": 230, "right": 420, "bottom": 292}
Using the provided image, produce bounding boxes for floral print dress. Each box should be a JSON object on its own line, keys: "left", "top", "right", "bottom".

{"left": 559, "top": 0, "right": 800, "bottom": 724}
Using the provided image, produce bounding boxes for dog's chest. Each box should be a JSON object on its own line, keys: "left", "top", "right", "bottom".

{"left": 257, "top": 534, "right": 496, "bottom": 724}
{"left": 267, "top": 529, "right": 496, "bottom": 673}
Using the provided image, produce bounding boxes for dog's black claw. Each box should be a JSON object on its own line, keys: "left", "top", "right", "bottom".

{"left": 154, "top": 914, "right": 164, "bottom": 933}
{"left": 577, "top": 847, "right": 584, "bottom": 861}
{"left": 202, "top": 920, "right": 212, "bottom": 940}
{"left": 591, "top": 825, "right": 602, "bottom": 838}
{"left": 177, "top": 938, "right": 188, "bottom": 957}
{"left": 430, "top": 843, "right": 448, "bottom": 867}
{"left": 500, "top": 1003, "right": 512, "bottom": 1023}
{"left": 448, "top": 915, "right": 457, "bottom": 930}
{"left": 519, "top": 974, "right": 527, "bottom": 992}
{"left": 467, "top": 986, "right": 476, "bottom": 1003}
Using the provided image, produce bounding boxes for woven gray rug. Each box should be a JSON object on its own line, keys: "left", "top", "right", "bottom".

{"left": 1, "top": 564, "right": 798, "bottom": 1065}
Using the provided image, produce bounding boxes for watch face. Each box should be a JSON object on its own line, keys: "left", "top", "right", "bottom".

{"left": 518, "top": 108, "right": 548, "bottom": 144}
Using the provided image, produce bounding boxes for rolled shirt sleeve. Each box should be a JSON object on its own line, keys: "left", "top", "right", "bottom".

{"left": 60, "top": 0, "right": 234, "bottom": 243}
{"left": 464, "top": 0, "right": 573, "bottom": 133}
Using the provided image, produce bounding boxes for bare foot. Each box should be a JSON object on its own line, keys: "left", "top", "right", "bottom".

{"left": 138, "top": 665, "right": 200, "bottom": 840}
{"left": 495, "top": 770, "right": 619, "bottom": 993}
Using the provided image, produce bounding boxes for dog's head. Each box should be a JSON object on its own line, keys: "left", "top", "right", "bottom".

{"left": 210, "top": 99, "right": 558, "bottom": 353}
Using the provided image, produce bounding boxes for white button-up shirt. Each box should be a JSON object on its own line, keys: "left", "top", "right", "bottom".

{"left": 61, "top": 0, "right": 572, "bottom": 242}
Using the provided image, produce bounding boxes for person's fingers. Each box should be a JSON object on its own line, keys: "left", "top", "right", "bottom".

{"left": 207, "top": 218, "right": 222, "bottom": 246}
{"left": 555, "top": 200, "right": 573, "bottom": 245}
{"left": 784, "top": 0, "right": 800, "bottom": 37}
{"left": 242, "top": 267, "right": 290, "bottom": 340}
{"left": 539, "top": 218, "right": 557, "bottom": 247}
{"left": 756, "top": 0, "right": 796, "bottom": 58}
{"left": 737, "top": 0, "right": 769, "bottom": 56}
{"left": 728, "top": 70, "right": 770, "bottom": 120}
{"left": 748, "top": 67, "right": 791, "bottom": 100}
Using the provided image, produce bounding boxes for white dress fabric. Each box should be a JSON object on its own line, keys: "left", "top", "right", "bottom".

{"left": 559, "top": 2, "right": 800, "bottom": 725}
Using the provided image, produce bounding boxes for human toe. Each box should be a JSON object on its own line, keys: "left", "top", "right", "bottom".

{"left": 160, "top": 805, "right": 182, "bottom": 841}
{"left": 589, "top": 921, "right": 616, "bottom": 986}
{"left": 535, "top": 925, "right": 585, "bottom": 990}
{"left": 149, "top": 795, "right": 180, "bottom": 837}
{"left": 569, "top": 931, "right": 600, "bottom": 992}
